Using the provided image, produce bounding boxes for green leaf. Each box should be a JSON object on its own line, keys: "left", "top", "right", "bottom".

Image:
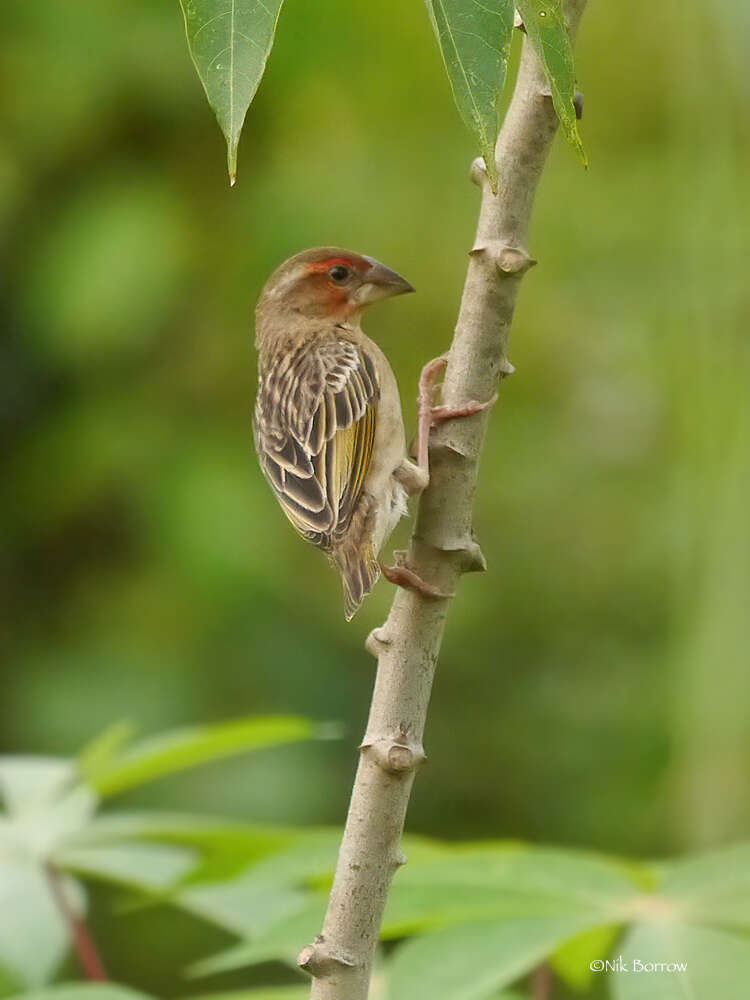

{"left": 0, "top": 861, "right": 72, "bottom": 988}
{"left": 0, "top": 962, "right": 23, "bottom": 997}
{"left": 614, "top": 922, "right": 750, "bottom": 1000}
{"left": 659, "top": 841, "right": 750, "bottom": 931}
{"left": 425, "top": 0, "right": 514, "bottom": 194}
{"left": 180, "top": 0, "right": 286, "bottom": 184}
{"left": 0, "top": 757, "right": 96, "bottom": 860}
{"left": 189, "top": 896, "right": 326, "bottom": 976}
{"left": 0, "top": 758, "right": 74, "bottom": 815}
{"left": 78, "top": 722, "right": 137, "bottom": 779}
{"left": 86, "top": 715, "right": 318, "bottom": 797}
{"left": 191, "top": 988, "right": 308, "bottom": 1000}
{"left": 54, "top": 842, "right": 197, "bottom": 893}
{"left": 181, "top": 882, "right": 306, "bottom": 937}
{"left": 385, "top": 915, "right": 596, "bottom": 1000}
{"left": 514, "top": 0, "right": 586, "bottom": 165}
{"left": 213, "top": 827, "right": 341, "bottom": 888}
{"left": 383, "top": 845, "right": 643, "bottom": 938}
{"left": 63, "top": 812, "right": 294, "bottom": 859}
{"left": 61, "top": 811, "right": 298, "bottom": 888}
{"left": 549, "top": 923, "right": 621, "bottom": 991}
{"left": 7, "top": 988, "right": 151, "bottom": 1000}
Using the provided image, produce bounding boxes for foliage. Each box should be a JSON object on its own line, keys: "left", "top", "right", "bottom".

{"left": 2, "top": 0, "right": 749, "bottom": 997}
{"left": 3, "top": 730, "right": 750, "bottom": 998}
{"left": 515, "top": 0, "right": 586, "bottom": 164}
{"left": 80, "top": 716, "right": 321, "bottom": 797}
{"left": 9, "top": 988, "right": 309, "bottom": 1000}
{"left": 180, "top": 0, "right": 286, "bottom": 184}
{"left": 178, "top": 0, "right": 585, "bottom": 184}
{"left": 424, "top": 0, "right": 514, "bottom": 194}
{"left": 0, "top": 720, "right": 322, "bottom": 994}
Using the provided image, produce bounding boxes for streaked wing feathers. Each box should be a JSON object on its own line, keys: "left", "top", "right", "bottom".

{"left": 254, "top": 336, "right": 380, "bottom": 547}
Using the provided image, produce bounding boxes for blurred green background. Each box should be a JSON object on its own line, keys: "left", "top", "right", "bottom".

{"left": 1, "top": 0, "right": 749, "bottom": 974}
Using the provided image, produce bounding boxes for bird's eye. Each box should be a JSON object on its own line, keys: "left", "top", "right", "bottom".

{"left": 328, "top": 265, "right": 351, "bottom": 284}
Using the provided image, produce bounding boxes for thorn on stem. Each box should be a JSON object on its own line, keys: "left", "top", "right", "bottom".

{"left": 459, "top": 537, "right": 487, "bottom": 574}
{"left": 368, "top": 734, "right": 427, "bottom": 775}
{"left": 297, "top": 940, "right": 355, "bottom": 977}
{"left": 470, "top": 243, "right": 536, "bottom": 275}
{"left": 470, "top": 157, "right": 489, "bottom": 188}
{"left": 365, "top": 626, "right": 391, "bottom": 658}
{"left": 497, "top": 247, "right": 537, "bottom": 274}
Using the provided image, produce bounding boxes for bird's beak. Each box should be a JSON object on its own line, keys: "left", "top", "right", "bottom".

{"left": 354, "top": 257, "right": 415, "bottom": 306}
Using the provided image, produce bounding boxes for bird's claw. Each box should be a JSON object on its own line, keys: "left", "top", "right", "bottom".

{"left": 413, "top": 357, "right": 497, "bottom": 486}
{"left": 419, "top": 356, "right": 497, "bottom": 424}
{"left": 429, "top": 393, "right": 497, "bottom": 424}
{"left": 380, "top": 561, "right": 452, "bottom": 600}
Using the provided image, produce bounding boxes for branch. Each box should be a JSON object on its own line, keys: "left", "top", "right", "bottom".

{"left": 301, "top": 4, "right": 588, "bottom": 996}
{"left": 45, "top": 863, "right": 109, "bottom": 982}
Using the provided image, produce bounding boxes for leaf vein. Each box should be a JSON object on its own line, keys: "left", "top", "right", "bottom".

{"left": 191, "top": 9, "right": 233, "bottom": 44}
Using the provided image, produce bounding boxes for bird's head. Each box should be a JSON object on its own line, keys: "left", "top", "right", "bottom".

{"left": 257, "top": 247, "right": 415, "bottom": 323}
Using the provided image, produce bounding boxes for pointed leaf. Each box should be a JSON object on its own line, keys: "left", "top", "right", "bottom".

{"left": 0, "top": 860, "right": 72, "bottom": 988}
{"left": 385, "top": 915, "right": 595, "bottom": 1000}
{"left": 54, "top": 842, "right": 197, "bottom": 893}
{"left": 425, "top": 0, "right": 515, "bottom": 193}
{"left": 86, "top": 715, "right": 318, "bottom": 797}
{"left": 0, "top": 757, "right": 96, "bottom": 859}
{"left": 515, "top": 0, "right": 586, "bottom": 164}
{"left": 192, "top": 990, "right": 308, "bottom": 1000}
{"left": 180, "top": 0, "right": 286, "bottom": 183}
{"left": 383, "top": 844, "right": 643, "bottom": 937}
{"left": 7, "top": 988, "right": 151, "bottom": 1000}
{"left": 78, "top": 721, "right": 137, "bottom": 778}
{"left": 659, "top": 840, "right": 750, "bottom": 931}
{"left": 614, "top": 922, "right": 750, "bottom": 1000}
{"left": 63, "top": 812, "right": 295, "bottom": 865}
{"left": 181, "top": 882, "right": 306, "bottom": 937}
{"left": 549, "top": 923, "right": 621, "bottom": 991}
{"left": 189, "top": 896, "right": 326, "bottom": 976}
{"left": 0, "top": 758, "right": 75, "bottom": 815}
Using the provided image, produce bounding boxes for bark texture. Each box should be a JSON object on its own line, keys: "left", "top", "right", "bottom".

{"left": 302, "top": 4, "right": 588, "bottom": 996}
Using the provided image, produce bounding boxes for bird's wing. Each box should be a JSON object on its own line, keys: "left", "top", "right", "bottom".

{"left": 254, "top": 335, "right": 380, "bottom": 548}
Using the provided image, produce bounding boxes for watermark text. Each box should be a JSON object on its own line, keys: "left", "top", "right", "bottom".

{"left": 590, "top": 956, "right": 687, "bottom": 973}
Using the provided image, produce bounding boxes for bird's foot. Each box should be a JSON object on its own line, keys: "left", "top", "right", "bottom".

{"left": 419, "top": 354, "right": 497, "bottom": 426}
{"left": 418, "top": 355, "right": 449, "bottom": 405}
{"left": 414, "top": 354, "right": 497, "bottom": 477}
{"left": 380, "top": 560, "right": 452, "bottom": 600}
{"left": 429, "top": 395, "right": 497, "bottom": 424}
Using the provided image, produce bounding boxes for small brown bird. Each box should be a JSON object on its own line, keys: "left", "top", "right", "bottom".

{"left": 253, "top": 247, "right": 488, "bottom": 619}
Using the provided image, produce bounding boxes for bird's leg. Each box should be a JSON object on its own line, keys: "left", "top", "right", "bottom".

{"left": 414, "top": 354, "right": 497, "bottom": 482}
{"left": 415, "top": 355, "right": 448, "bottom": 478}
{"left": 383, "top": 357, "right": 494, "bottom": 599}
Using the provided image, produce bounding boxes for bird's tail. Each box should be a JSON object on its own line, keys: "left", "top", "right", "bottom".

{"left": 333, "top": 542, "right": 380, "bottom": 621}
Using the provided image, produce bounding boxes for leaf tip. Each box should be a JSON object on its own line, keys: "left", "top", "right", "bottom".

{"left": 316, "top": 721, "right": 345, "bottom": 741}
{"left": 227, "top": 140, "right": 239, "bottom": 188}
{"left": 483, "top": 150, "right": 499, "bottom": 196}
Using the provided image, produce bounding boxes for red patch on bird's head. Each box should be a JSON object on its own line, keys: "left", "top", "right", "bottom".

{"left": 304, "top": 254, "right": 369, "bottom": 276}
{"left": 302, "top": 254, "right": 370, "bottom": 316}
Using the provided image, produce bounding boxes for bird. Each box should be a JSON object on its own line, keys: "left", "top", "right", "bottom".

{"left": 253, "top": 247, "right": 491, "bottom": 619}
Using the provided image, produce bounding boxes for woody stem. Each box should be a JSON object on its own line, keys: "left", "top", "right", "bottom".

{"left": 303, "top": 3, "right": 589, "bottom": 998}
{"left": 45, "top": 863, "right": 108, "bottom": 982}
